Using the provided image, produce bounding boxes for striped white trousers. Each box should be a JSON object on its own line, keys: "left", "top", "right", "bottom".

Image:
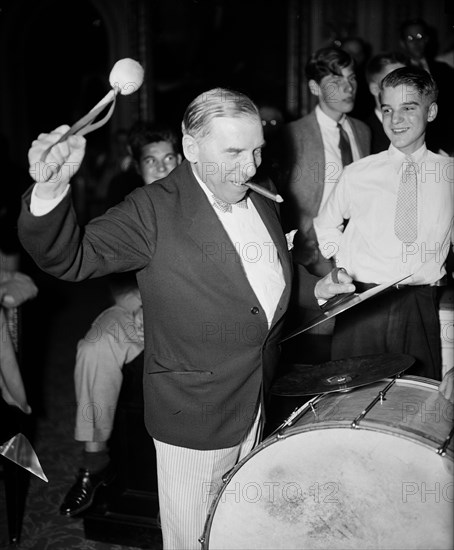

{"left": 153, "top": 407, "right": 262, "bottom": 550}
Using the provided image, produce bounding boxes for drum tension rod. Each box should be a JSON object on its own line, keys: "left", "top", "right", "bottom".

{"left": 437, "top": 426, "right": 454, "bottom": 456}
{"left": 309, "top": 401, "right": 317, "bottom": 417}
{"left": 351, "top": 378, "right": 397, "bottom": 428}
{"left": 274, "top": 395, "right": 325, "bottom": 439}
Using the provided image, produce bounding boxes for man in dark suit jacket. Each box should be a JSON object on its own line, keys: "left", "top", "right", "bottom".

{"left": 282, "top": 47, "right": 371, "bottom": 277}
{"left": 18, "top": 88, "right": 354, "bottom": 549}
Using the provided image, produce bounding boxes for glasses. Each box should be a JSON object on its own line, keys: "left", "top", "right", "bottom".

{"left": 261, "top": 119, "right": 279, "bottom": 127}
{"left": 405, "top": 33, "right": 425, "bottom": 42}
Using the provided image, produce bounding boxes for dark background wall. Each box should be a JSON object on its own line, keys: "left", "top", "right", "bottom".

{"left": 0, "top": 0, "right": 452, "bottom": 172}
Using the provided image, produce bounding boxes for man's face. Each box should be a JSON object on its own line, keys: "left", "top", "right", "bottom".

{"left": 190, "top": 116, "right": 265, "bottom": 203}
{"left": 401, "top": 24, "right": 428, "bottom": 61}
{"left": 139, "top": 141, "right": 181, "bottom": 185}
{"left": 312, "top": 64, "right": 357, "bottom": 120}
{"left": 380, "top": 84, "right": 437, "bottom": 155}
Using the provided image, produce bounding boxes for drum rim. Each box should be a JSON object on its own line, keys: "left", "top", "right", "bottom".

{"left": 276, "top": 422, "right": 454, "bottom": 458}
{"left": 394, "top": 374, "right": 439, "bottom": 388}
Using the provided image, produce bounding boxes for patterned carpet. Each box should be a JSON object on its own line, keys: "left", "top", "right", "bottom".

{"left": 0, "top": 272, "right": 162, "bottom": 550}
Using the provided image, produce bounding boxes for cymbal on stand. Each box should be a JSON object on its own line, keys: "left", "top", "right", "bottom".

{"left": 271, "top": 353, "right": 415, "bottom": 396}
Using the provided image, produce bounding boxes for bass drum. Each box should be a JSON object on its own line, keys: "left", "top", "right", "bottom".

{"left": 201, "top": 376, "right": 453, "bottom": 550}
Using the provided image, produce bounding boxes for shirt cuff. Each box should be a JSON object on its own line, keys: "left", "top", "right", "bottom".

{"left": 30, "top": 184, "right": 70, "bottom": 216}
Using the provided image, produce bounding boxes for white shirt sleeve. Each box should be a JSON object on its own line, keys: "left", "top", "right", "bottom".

{"left": 30, "top": 183, "right": 70, "bottom": 216}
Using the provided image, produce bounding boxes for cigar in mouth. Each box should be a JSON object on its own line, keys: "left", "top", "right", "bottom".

{"left": 243, "top": 182, "right": 283, "bottom": 203}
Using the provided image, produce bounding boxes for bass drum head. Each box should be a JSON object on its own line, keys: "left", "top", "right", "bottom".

{"left": 205, "top": 423, "right": 453, "bottom": 549}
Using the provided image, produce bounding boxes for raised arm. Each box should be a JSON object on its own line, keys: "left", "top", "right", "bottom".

{"left": 19, "top": 127, "right": 154, "bottom": 282}
{"left": 28, "top": 125, "right": 86, "bottom": 200}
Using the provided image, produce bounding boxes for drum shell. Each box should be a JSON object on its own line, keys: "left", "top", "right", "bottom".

{"left": 202, "top": 376, "right": 454, "bottom": 550}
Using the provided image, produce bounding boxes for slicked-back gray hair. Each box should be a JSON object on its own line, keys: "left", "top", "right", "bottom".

{"left": 182, "top": 88, "right": 261, "bottom": 140}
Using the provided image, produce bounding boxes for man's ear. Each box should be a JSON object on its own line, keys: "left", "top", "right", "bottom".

{"left": 308, "top": 79, "right": 320, "bottom": 97}
{"left": 427, "top": 101, "right": 438, "bottom": 122}
{"left": 182, "top": 134, "right": 199, "bottom": 163}
{"left": 369, "top": 81, "right": 380, "bottom": 98}
{"left": 176, "top": 153, "right": 182, "bottom": 165}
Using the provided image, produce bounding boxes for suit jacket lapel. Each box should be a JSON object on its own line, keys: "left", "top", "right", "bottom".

{"left": 181, "top": 162, "right": 256, "bottom": 301}
{"left": 349, "top": 117, "right": 367, "bottom": 157}
{"left": 249, "top": 191, "right": 293, "bottom": 327}
{"left": 303, "top": 112, "right": 325, "bottom": 216}
{"left": 249, "top": 191, "right": 292, "bottom": 288}
{"left": 180, "top": 162, "right": 292, "bottom": 319}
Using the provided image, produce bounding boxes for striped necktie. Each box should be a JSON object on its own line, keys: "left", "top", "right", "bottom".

{"left": 394, "top": 156, "right": 418, "bottom": 242}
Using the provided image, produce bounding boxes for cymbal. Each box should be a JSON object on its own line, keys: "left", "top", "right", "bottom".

{"left": 280, "top": 274, "right": 411, "bottom": 344}
{"left": 271, "top": 353, "right": 415, "bottom": 396}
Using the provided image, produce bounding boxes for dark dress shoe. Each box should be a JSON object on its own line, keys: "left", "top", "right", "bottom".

{"left": 59, "top": 465, "right": 116, "bottom": 516}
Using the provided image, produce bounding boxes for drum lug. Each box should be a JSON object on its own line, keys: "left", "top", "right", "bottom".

{"left": 351, "top": 378, "right": 397, "bottom": 428}
{"left": 269, "top": 395, "right": 326, "bottom": 440}
{"left": 222, "top": 467, "right": 234, "bottom": 483}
